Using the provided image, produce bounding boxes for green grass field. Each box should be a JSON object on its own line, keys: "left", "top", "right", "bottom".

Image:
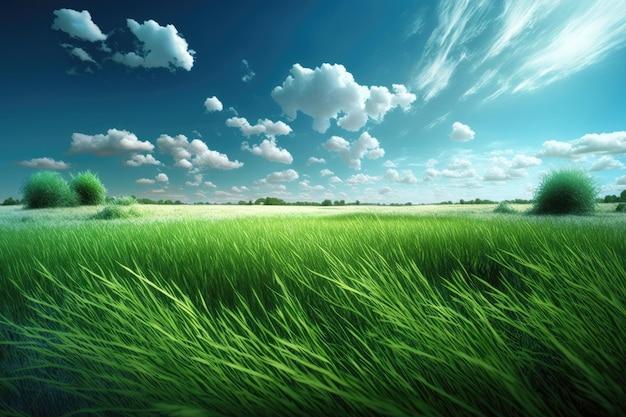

{"left": 1, "top": 204, "right": 625, "bottom": 416}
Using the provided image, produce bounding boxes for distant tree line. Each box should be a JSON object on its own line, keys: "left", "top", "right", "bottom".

{"left": 602, "top": 190, "right": 626, "bottom": 203}
{"left": 1, "top": 197, "right": 21, "bottom": 206}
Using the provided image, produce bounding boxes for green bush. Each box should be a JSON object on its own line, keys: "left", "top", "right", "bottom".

{"left": 92, "top": 205, "right": 141, "bottom": 220}
{"left": 70, "top": 171, "right": 106, "bottom": 205}
{"left": 493, "top": 201, "right": 516, "bottom": 214}
{"left": 530, "top": 168, "right": 598, "bottom": 215}
{"left": 21, "top": 171, "right": 77, "bottom": 209}
{"left": 109, "top": 195, "right": 137, "bottom": 206}
{"left": 616, "top": 203, "right": 626, "bottom": 213}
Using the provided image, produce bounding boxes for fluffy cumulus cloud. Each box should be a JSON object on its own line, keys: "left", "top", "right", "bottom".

{"left": 157, "top": 134, "right": 243, "bottom": 170}
{"left": 307, "top": 157, "right": 326, "bottom": 165}
{"left": 299, "top": 180, "right": 325, "bottom": 191}
{"left": 385, "top": 168, "right": 419, "bottom": 184}
{"left": 617, "top": 175, "right": 626, "bottom": 185}
{"left": 241, "top": 139, "right": 293, "bottom": 164}
{"left": 69, "top": 128, "right": 154, "bottom": 156}
{"left": 538, "top": 131, "right": 626, "bottom": 159}
{"left": 19, "top": 157, "right": 70, "bottom": 170}
{"left": 429, "top": 158, "right": 477, "bottom": 179}
{"left": 450, "top": 122, "right": 476, "bottom": 141}
{"left": 136, "top": 173, "right": 168, "bottom": 185}
{"left": 589, "top": 155, "right": 625, "bottom": 171}
{"left": 61, "top": 44, "right": 96, "bottom": 63}
{"left": 263, "top": 169, "right": 299, "bottom": 183}
{"left": 346, "top": 173, "right": 380, "bottom": 185}
{"left": 204, "top": 96, "right": 223, "bottom": 112}
{"left": 226, "top": 117, "right": 292, "bottom": 138}
{"left": 271, "top": 63, "right": 416, "bottom": 133}
{"left": 320, "top": 169, "right": 334, "bottom": 177}
{"left": 52, "top": 9, "right": 107, "bottom": 42}
{"left": 185, "top": 174, "right": 203, "bottom": 186}
{"left": 483, "top": 154, "right": 542, "bottom": 181}
{"left": 323, "top": 132, "right": 384, "bottom": 169}
{"left": 112, "top": 19, "right": 195, "bottom": 71}
{"left": 124, "top": 154, "right": 162, "bottom": 166}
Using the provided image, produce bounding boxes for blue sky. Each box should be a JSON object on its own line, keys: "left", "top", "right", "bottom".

{"left": 2, "top": 0, "right": 626, "bottom": 204}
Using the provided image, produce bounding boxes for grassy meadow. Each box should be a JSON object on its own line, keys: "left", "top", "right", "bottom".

{"left": 1, "top": 203, "right": 625, "bottom": 416}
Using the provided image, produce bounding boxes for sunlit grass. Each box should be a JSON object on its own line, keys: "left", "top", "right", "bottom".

{"left": 1, "top": 206, "right": 625, "bottom": 416}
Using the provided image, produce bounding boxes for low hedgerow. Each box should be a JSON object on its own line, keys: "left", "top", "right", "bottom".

{"left": 21, "top": 171, "right": 77, "bottom": 209}
{"left": 616, "top": 203, "right": 626, "bottom": 213}
{"left": 530, "top": 167, "right": 598, "bottom": 215}
{"left": 70, "top": 171, "right": 106, "bottom": 206}
{"left": 92, "top": 205, "right": 141, "bottom": 220}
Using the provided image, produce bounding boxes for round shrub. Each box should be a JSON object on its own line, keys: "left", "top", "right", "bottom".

{"left": 70, "top": 170, "right": 106, "bottom": 205}
{"left": 109, "top": 195, "right": 137, "bottom": 206}
{"left": 530, "top": 167, "right": 598, "bottom": 215}
{"left": 616, "top": 203, "right": 626, "bottom": 213}
{"left": 493, "top": 201, "right": 516, "bottom": 214}
{"left": 21, "top": 171, "right": 77, "bottom": 209}
{"left": 92, "top": 205, "right": 141, "bottom": 220}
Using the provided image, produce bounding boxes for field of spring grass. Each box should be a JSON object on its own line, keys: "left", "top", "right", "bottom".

{"left": 1, "top": 204, "right": 625, "bottom": 417}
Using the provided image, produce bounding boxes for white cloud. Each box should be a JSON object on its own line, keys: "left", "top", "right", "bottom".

{"left": 299, "top": 180, "right": 325, "bottom": 191}
{"left": 537, "top": 131, "right": 626, "bottom": 158}
{"left": 230, "top": 186, "right": 249, "bottom": 193}
{"left": 264, "top": 169, "right": 299, "bottom": 182}
{"left": 241, "top": 138, "right": 293, "bottom": 164}
{"left": 483, "top": 154, "right": 541, "bottom": 181}
{"left": 61, "top": 44, "right": 96, "bottom": 63}
{"left": 136, "top": 178, "right": 155, "bottom": 185}
{"left": 414, "top": 1, "right": 626, "bottom": 102}
{"left": 112, "top": 19, "right": 195, "bottom": 71}
{"left": 383, "top": 160, "right": 397, "bottom": 168}
{"left": 510, "top": 154, "right": 542, "bottom": 169}
{"left": 157, "top": 134, "right": 243, "bottom": 170}
{"left": 307, "top": 157, "right": 326, "bottom": 165}
{"left": 414, "top": 1, "right": 491, "bottom": 102}
{"left": 185, "top": 174, "right": 203, "bottom": 186}
{"left": 616, "top": 175, "right": 626, "bottom": 185}
{"left": 323, "top": 132, "right": 384, "bottom": 169}
{"left": 241, "top": 59, "right": 256, "bottom": 82}
{"left": 346, "top": 173, "right": 380, "bottom": 185}
{"left": 438, "top": 158, "right": 477, "bottom": 179}
{"left": 52, "top": 9, "right": 107, "bottom": 42}
{"left": 328, "top": 176, "right": 343, "bottom": 184}
{"left": 69, "top": 128, "right": 154, "bottom": 156}
{"left": 589, "top": 155, "right": 625, "bottom": 171}
{"left": 379, "top": 185, "right": 393, "bottom": 195}
{"left": 204, "top": 96, "right": 223, "bottom": 112}
{"left": 19, "top": 157, "right": 70, "bottom": 170}
{"left": 450, "top": 122, "right": 475, "bottom": 141}
{"left": 124, "top": 154, "right": 162, "bottom": 166}
{"left": 320, "top": 169, "right": 334, "bottom": 177}
{"left": 189, "top": 139, "right": 244, "bottom": 170}
{"left": 272, "top": 63, "right": 416, "bottom": 133}
{"left": 226, "top": 117, "right": 292, "bottom": 138}
{"left": 204, "top": 181, "right": 217, "bottom": 188}
{"left": 155, "top": 173, "right": 169, "bottom": 183}
{"left": 511, "top": 1, "right": 626, "bottom": 93}
{"left": 385, "top": 168, "right": 419, "bottom": 184}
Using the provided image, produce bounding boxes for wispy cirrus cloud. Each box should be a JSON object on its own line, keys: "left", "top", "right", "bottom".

{"left": 414, "top": 0, "right": 626, "bottom": 102}
{"left": 414, "top": 0, "right": 492, "bottom": 102}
